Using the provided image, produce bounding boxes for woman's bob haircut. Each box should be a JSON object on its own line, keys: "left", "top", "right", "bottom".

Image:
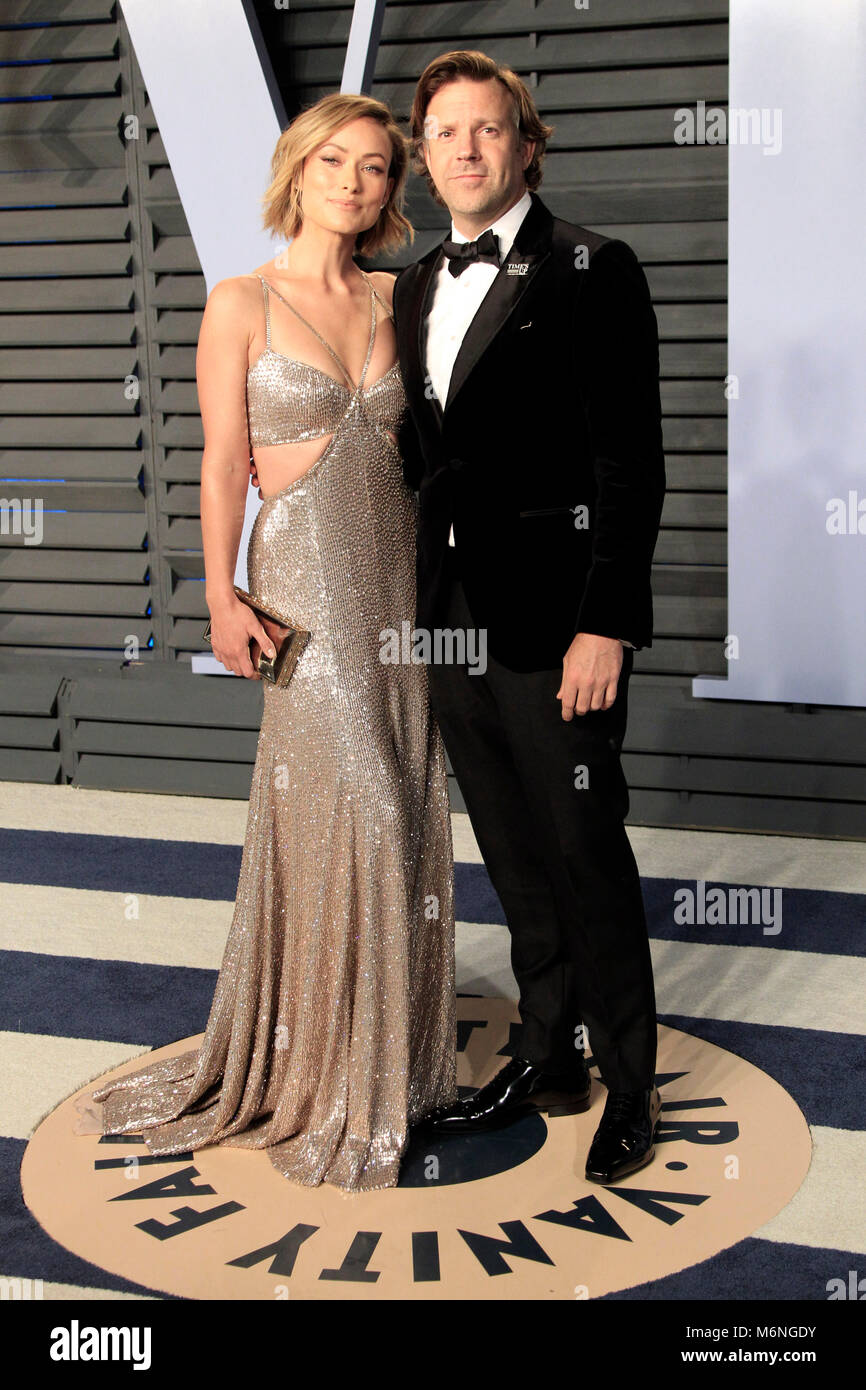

{"left": 260, "top": 93, "right": 413, "bottom": 257}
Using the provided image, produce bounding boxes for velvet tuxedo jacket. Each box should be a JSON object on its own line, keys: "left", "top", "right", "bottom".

{"left": 392, "top": 191, "right": 666, "bottom": 671}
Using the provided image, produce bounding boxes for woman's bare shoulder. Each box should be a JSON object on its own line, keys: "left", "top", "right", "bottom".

{"left": 206, "top": 273, "right": 264, "bottom": 307}
{"left": 367, "top": 270, "right": 397, "bottom": 309}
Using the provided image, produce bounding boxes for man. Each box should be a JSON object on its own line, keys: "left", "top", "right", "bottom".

{"left": 393, "top": 50, "right": 666, "bottom": 1184}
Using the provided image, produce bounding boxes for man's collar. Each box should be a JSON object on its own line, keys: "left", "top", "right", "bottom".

{"left": 447, "top": 188, "right": 533, "bottom": 259}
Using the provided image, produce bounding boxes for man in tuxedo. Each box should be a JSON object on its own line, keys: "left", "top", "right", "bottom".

{"left": 394, "top": 50, "right": 666, "bottom": 1183}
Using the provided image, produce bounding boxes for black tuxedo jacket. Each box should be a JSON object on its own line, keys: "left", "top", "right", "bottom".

{"left": 392, "top": 191, "right": 666, "bottom": 671}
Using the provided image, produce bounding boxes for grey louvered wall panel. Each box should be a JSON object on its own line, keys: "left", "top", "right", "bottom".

{"left": 0, "top": 0, "right": 158, "bottom": 683}
{"left": 0, "top": 0, "right": 864, "bottom": 836}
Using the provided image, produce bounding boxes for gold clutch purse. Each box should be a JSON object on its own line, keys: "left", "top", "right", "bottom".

{"left": 202, "top": 586, "right": 311, "bottom": 686}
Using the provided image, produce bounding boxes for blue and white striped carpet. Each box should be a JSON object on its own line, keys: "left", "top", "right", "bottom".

{"left": 1, "top": 781, "right": 863, "bottom": 1300}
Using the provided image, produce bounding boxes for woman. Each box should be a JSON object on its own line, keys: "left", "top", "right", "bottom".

{"left": 76, "top": 94, "right": 458, "bottom": 1192}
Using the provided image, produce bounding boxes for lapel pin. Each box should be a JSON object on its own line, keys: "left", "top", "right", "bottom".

{"left": 507, "top": 262, "right": 530, "bottom": 275}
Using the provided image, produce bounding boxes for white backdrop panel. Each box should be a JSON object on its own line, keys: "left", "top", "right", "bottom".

{"left": 693, "top": 0, "right": 866, "bottom": 707}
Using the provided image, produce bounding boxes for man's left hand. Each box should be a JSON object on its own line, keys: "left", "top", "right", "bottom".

{"left": 557, "top": 633, "right": 624, "bottom": 720}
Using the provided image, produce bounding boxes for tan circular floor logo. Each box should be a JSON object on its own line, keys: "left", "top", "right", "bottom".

{"left": 22, "top": 1001, "right": 811, "bottom": 1300}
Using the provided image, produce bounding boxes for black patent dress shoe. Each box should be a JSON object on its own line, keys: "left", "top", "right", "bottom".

{"left": 584, "top": 1085, "right": 661, "bottom": 1183}
{"left": 416, "top": 1055, "right": 591, "bottom": 1135}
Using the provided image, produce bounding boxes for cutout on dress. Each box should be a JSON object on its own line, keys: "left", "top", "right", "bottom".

{"left": 249, "top": 272, "right": 394, "bottom": 495}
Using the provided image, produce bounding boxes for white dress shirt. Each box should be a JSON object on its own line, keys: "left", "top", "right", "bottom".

{"left": 423, "top": 190, "right": 632, "bottom": 648}
{"left": 424, "top": 188, "right": 532, "bottom": 421}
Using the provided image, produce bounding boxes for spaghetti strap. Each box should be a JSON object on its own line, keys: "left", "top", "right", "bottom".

{"left": 356, "top": 280, "right": 377, "bottom": 392}
{"left": 259, "top": 274, "right": 272, "bottom": 349}
{"left": 255, "top": 273, "right": 376, "bottom": 394}
{"left": 358, "top": 268, "right": 394, "bottom": 320}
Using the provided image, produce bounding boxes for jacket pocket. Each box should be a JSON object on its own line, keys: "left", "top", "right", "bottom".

{"left": 518, "top": 506, "right": 575, "bottom": 517}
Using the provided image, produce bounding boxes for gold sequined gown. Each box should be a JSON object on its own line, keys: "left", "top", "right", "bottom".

{"left": 86, "top": 271, "right": 458, "bottom": 1191}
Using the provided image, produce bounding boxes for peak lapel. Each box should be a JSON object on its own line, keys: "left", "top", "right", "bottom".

{"left": 444, "top": 194, "right": 553, "bottom": 413}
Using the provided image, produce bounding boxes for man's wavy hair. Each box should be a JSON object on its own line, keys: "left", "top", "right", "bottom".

{"left": 410, "top": 50, "right": 555, "bottom": 208}
{"left": 261, "top": 93, "right": 413, "bottom": 256}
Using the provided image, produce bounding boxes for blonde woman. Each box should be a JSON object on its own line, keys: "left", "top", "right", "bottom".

{"left": 78, "top": 95, "right": 458, "bottom": 1192}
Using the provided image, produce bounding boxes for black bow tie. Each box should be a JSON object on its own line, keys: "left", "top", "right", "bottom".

{"left": 442, "top": 228, "right": 501, "bottom": 277}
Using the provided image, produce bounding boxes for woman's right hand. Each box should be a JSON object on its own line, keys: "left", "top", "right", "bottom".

{"left": 207, "top": 594, "right": 275, "bottom": 679}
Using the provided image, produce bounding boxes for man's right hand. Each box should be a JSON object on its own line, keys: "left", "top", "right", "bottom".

{"left": 207, "top": 593, "right": 274, "bottom": 679}
{"left": 249, "top": 457, "right": 263, "bottom": 499}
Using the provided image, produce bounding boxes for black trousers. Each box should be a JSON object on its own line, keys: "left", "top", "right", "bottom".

{"left": 426, "top": 552, "right": 657, "bottom": 1091}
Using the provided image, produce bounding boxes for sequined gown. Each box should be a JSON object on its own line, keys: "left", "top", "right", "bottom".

{"left": 86, "top": 271, "right": 458, "bottom": 1191}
